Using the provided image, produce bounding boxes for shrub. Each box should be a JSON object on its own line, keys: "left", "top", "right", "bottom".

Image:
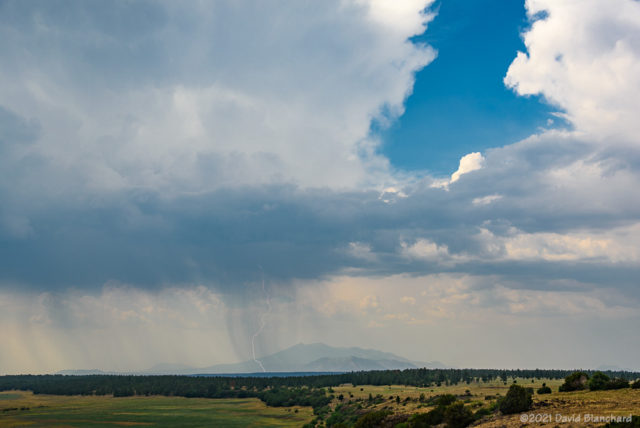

{"left": 589, "top": 371, "right": 611, "bottom": 391}
{"left": 559, "top": 371, "right": 589, "bottom": 392}
{"left": 474, "top": 407, "right": 492, "bottom": 419}
{"left": 409, "top": 398, "right": 475, "bottom": 428}
{"left": 427, "top": 394, "right": 456, "bottom": 407}
{"left": 354, "top": 410, "right": 392, "bottom": 428}
{"left": 631, "top": 380, "right": 640, "bottom": 389}
{"left": 444, "top": 402, "right": 474, "bottom": 428}
{"left": 607, "top": 378, "right": 630, "bottom": 390}
{"left": 537, "top": 383, "right": 552, "bottom": 394}
{"left": 408, "top": 406, "right": 445, "bottom": 427}
{"left": 499, "top": 384, "right": 533, "bottom": 414}
{"left": 408, "top": 400, "right": 451, "bottom": 428}
{"left": 589, "top": 372, "right": 630, "bottom": 391}
{"left": 325, "top": 403, "right": 359, "bottom": 427}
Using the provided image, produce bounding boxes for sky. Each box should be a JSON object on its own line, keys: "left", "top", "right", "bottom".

{"left": 1, "top": 0, "right": 640, "bottom": 374}
{"left": 379, "top": 0, "right": 562, "bottom": 174}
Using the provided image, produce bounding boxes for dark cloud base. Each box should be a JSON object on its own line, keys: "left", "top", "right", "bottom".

{"left": 2, "top": 139, "right": 640, "bottom": 301}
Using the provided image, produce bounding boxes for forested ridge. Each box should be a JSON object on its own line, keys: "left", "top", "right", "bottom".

{"left": 2, "top": 368, "right": 639, "bottom": 400}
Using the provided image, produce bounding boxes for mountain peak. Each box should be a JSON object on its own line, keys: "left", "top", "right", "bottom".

{"left": 193, "top": 342, "right": 443, "bottom": 374}
{"left": 57, "top": 343, "right": 447, "bottom": 375}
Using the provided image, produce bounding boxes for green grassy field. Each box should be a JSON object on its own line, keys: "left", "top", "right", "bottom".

{"left": 0, "top": 391, "right": 314, "bottom": 427}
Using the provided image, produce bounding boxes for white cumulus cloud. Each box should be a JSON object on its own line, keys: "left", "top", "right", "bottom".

{"left": 505, "top": 0, "right": 640, "bottom": 142}
{"left": 0, "top": 1, "right": 437, "bottom": 195}
{"left": 431, "top": 151, "right": 485, "bottom": 189}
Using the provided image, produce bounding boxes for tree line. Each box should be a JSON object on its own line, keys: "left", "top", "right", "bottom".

{"left": 1, "top": 368, "right": 639, "bottom": 399}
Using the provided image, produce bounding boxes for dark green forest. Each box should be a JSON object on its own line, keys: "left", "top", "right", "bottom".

{"left": 2, "top": 368, "right": 639, "bottom": 404}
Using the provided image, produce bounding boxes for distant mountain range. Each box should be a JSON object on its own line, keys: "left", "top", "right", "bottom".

{"left": 56, "top": 343, "right": 447, "bottom": 375}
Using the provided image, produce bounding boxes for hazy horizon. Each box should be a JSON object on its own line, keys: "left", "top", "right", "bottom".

{"left": 50, "top": 341, "right": 640, "bottom": 375}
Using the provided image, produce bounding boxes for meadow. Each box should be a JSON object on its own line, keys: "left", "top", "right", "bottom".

{"left": 0, "top": 391, "right": 313, "bottom": 427}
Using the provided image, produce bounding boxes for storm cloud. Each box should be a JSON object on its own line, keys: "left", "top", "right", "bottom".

{"left": 1, "top": 0, "right": 640, "bottom": 373}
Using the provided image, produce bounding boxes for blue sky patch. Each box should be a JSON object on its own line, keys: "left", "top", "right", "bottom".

{"left": 378, "top": 0, "right": 561, "bottom": 175}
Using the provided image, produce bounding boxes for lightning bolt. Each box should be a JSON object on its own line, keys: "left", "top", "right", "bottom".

{"left": 250, "top": 269, "right": 271, "bottom": 372}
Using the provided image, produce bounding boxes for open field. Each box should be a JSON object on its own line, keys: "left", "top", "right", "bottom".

{"left": 331, "top": 377, "right": 566, "bottom": 415}
{"left": 2, "top": 377, "right": 639, "bottom": 427}
{"left": 475, "top": 388, "right": 640, "bottom": 428}
{"left": 329, "top": 378, "right": 640, "bottom": 427}
{"left": 0, "top": 391, "right": 314, "bottom": 427}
